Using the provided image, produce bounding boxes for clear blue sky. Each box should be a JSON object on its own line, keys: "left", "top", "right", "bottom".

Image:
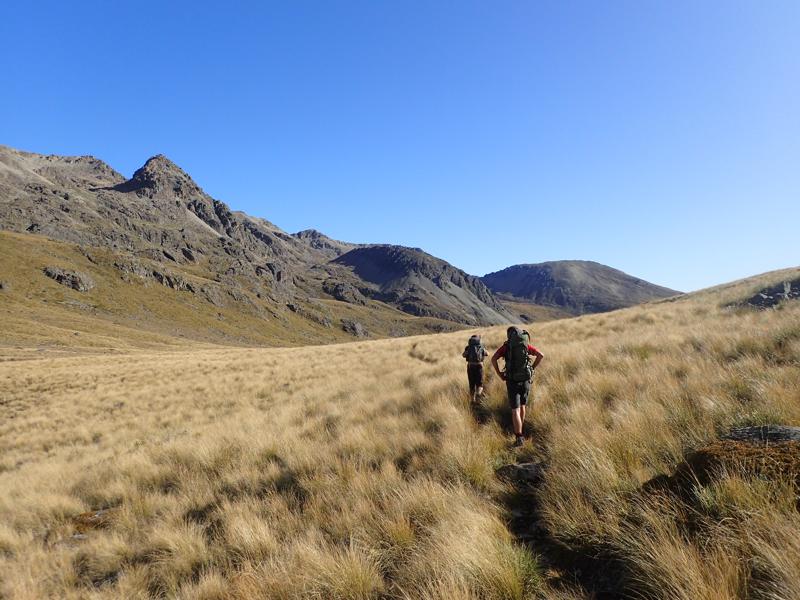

{"left": 2, "top": 1, "right": 798, "bottom": 292}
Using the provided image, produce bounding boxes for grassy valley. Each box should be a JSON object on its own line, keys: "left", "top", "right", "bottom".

{"left": 1, "top": 266, "right": 798, "bottom": 598}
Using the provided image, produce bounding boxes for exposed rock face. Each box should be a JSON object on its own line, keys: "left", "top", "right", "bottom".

{"left": 322, "top": 280, "right": 368, "bottom": 305}
{"left": 43, "top": 267, "right": 95, "bottom": 292}
{"left": 482, "top": 261, "right": 679, "bottom": 314}
{"left": 334, "top": 245, "right": 514, "bottom": 325}
{"left": 740, "top": 279, "right": 800, "bottom": 309}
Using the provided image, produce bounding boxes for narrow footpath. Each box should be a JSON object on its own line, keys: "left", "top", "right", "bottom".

{"left": 470, "top": 400, "right": 630, "bottom": 598}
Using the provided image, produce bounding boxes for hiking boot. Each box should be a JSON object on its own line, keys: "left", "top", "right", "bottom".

{"left": 513, "top": 435, "right": 524, "bottom": 447}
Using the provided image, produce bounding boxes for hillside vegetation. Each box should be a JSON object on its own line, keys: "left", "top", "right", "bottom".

{"left": 0, "top": 231, "right": 463, "bottom": 358}
{"left": 0, "top": 267, "right": 798, "bottom": 598}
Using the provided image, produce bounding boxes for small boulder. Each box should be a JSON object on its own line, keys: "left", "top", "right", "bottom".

{"left": 724, "top": 425, "right": 800, "bottom": 445}
{"left": 0, "top": 280, "right": 9, "bottom": 291}
{"left": 181, "top": 247, "right": 196, "bottom": 262}
{"left": 341, "top": 319, "right": 368, "bottom": 337}
{"left": 43, "top": 267, "right": 95, "bottom": 292}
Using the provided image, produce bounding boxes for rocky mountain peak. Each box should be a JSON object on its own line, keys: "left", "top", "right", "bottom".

{"left": 115, "top": 153, "right": 201, "bottom": 198}
{"left": 292, "top": 229, "right": 355, "bottom": 258}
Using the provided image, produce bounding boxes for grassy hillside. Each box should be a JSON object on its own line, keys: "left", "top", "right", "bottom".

{"left": 0, "top": 266, "right": 798, "bottom": 598}
{"left": 0, "top": 231, "right": 465, "bottom": 359}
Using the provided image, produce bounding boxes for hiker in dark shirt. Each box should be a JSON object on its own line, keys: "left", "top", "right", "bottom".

{"left": 492, "top": 326, "right": 544, "bottom": 447}
{"left": 462, "top": 334, "right": 489, "bottom": 403}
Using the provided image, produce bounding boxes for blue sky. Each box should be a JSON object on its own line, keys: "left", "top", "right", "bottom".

{"left": 2, "top": 1, "right": 798, "bottom": 292}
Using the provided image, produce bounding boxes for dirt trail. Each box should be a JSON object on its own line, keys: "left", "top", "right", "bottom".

{"left": 470, "top": 400, "right": 630, "bottom": 598}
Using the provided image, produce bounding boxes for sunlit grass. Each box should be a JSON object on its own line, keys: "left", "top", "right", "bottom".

{"left": 0, "top": 266, "right": 798, "bottom": 598}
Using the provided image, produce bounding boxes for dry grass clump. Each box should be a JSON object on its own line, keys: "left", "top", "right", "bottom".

{"left": 0, "top": 266, "right": 798, "bottom": 598}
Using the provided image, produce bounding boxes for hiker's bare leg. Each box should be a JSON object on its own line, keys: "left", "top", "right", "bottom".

{"left": 520, "top": 405, "right": 526, "bottom": 433}
{"left": 511, "top": 407, "right": 523, "bottom": 436}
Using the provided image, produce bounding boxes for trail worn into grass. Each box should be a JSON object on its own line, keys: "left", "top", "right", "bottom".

{"left": 471, "top": 395, "right": 630, "bottom": 598}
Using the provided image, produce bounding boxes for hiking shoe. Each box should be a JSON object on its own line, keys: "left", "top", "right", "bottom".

{"left": 513, "top": 436, "right": 524, "bottom": 447}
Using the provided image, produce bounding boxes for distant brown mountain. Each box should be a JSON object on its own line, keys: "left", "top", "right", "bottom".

{"left": 482, "top": 261, "right": 680, "bottom": 314}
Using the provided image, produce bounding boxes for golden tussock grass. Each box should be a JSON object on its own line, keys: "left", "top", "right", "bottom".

{"left": 0, "top": 266, "right": 799, "bottom": 598}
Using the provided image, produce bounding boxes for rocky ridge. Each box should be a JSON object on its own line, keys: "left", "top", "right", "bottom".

{"left": 0, "top": 145, "right": 514, "bottom": 331}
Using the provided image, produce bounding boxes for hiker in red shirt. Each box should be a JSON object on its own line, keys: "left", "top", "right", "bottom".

{"left": 491, "top": 326, "right": 544, "bottom": 447}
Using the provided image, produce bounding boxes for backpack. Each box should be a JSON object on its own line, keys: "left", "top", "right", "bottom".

{"left": 505, "top": 327, "right": 532, "bottom": 383}
{"left": 465, "top": 335, "right": 484, "bottom": 363}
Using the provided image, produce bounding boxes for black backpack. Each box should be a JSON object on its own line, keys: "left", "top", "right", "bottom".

{"left": 505, "top": 327, "right": 532, "bottom": 383}
{"left": 465, "top": 335, "right": 484, "bottom": 363}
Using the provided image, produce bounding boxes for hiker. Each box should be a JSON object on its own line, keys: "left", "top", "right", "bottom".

{"left": 462, "top": 334, "right": 488, "bottom": 403}
{"left": 491, "top": 326, "right": 544, "bottom": 447}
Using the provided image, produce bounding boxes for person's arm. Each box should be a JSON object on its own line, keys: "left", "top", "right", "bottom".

{"left": 491, "top": 345, "right": 506, "bottom": 380}
{"left": 529, "top": 346, "right": 544, "bottom": 370}
{"left": 462, "top": 347, "right": 468, "bottom": 358}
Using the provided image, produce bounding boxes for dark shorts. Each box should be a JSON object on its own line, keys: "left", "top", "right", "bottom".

{"left": 507, "top": 379, "right": 531, "bottom": 409}
{"left": 467, "top": 364, "right": 483, "bottom": 392}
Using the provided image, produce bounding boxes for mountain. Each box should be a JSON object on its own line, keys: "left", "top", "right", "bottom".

{"left": 1, "top": 144, "right": 684, "bottom": 342}
{"left": 334, "top": 245, "right": 513, "bottom": 325}
{"left": 0, "top": 145, "right": 514, "bottom": 342}
{"left": 482, "top": 260, "right": 679, "bottom": 314}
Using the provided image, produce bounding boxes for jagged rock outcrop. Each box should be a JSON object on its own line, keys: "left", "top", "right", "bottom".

{"left": 740, "top": 279, "right": 800, "bottom": 309}
{"left": 322, "top": 280, "right": 368, "bottom": 305}
{"left": 43, "top": 267, "right": 95, "bottom": 292}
